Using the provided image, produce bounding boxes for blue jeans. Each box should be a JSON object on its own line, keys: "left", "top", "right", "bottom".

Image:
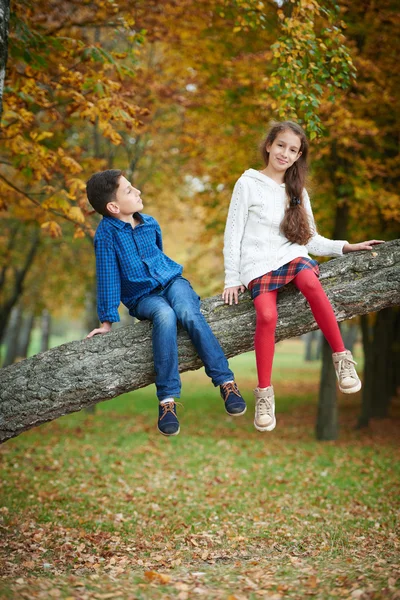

{"left": 134, "top": 277, "right": 234, "bottom": 400}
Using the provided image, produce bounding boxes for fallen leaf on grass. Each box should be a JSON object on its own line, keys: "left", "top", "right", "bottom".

{"left": 144, "top": 570, "right": 171, "bottom": 584}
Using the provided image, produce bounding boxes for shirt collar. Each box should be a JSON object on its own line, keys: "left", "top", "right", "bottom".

{"left": 103, "top": 213, "right": 145, "bottom": 229}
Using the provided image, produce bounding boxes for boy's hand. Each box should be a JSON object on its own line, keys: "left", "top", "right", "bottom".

{"left": 222, "top": 285, "right": 245, "bottom": 305}
{"left": 86, "top": 322, "right": 112, "bottom": 338}
{"left": 343, "top": 240, "right": 384, "bottom": 253}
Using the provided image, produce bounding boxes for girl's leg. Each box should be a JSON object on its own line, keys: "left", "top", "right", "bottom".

{"left": 292, "top": 269, "right": 345, "bottom": 353}
{"left": 293, "top": 269, "right": 361, "bottom": 393}
{"left": 254, "top": 290, "right": 279, "bottom": 388}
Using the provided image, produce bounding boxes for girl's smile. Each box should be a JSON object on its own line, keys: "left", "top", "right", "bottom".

{"left": 262, "top": 129, "right": 302, "bottom": 183}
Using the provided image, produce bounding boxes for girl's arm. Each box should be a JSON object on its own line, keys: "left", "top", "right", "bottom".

{"left": 222, "top": 179, "right": 249, "bottom": 303}
{"left": 343, "top": 240, "right": 384, "bottom": 252}
{"left": 303, "top": 190, "right": 348, "bottom": 256}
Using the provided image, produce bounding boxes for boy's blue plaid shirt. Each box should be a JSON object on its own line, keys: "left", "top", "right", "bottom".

{"left": 94, "top": 214, "right": 183, "bottom": 323}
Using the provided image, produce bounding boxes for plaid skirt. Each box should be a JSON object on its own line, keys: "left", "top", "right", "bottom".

{"left": 248, "top": 257, "right": 320, "bottom": 300}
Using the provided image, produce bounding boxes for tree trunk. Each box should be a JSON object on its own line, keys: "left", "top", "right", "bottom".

{"left": 316, "top": 337, "right": 338, "bottom": 440}
{"left": 358, "top": 314, "right": 373, "bottom": 428}
{"left": 40, "top": 310, "right": 51, "bottom": 353}
{"left": 316, "top": 202, "right": 349, "bottom": 438}
{"left": 358, "top": 307, "right": 399, "bottom": 426}
{"left": 16, "top": 312, "right": 35, "bottom": 360}
{"left": 370, "top": 308, "right": 396, "bottom": 418}
{"left": 0, "top": 227, "right": 40, "bottom": 341}
{"left": 2, "top": 305, "right": 22, "bottom": 367}
{"left": 0, "top": 0, "right": 10, "bottom": 120}
{"left": 0, "top": 240, "right": 399, "bottom": 444}
{"left": 304, "top": 330, "right": 320, "bottom": 361}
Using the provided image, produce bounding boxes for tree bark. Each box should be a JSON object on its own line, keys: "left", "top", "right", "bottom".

{"left": 0, "top": 0, "right": 10, "bottom": 120}
{"left": 0, "top": 240, "right": 399, "bottom": 444}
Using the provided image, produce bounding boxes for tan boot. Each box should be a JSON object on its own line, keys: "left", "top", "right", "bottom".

{"left": 332, "top": 350, "right": 362, "bottom": 394}
{"left": 254, "top": 386, "right": 276, "bottom": 432}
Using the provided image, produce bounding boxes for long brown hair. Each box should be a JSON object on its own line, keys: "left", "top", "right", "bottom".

{"left": 261, "top": 121, "right": 311, "bottom": 245}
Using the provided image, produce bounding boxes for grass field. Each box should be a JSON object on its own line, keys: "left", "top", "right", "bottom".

{"left": 0, "top": 340, "right": 399, "bottom": 600}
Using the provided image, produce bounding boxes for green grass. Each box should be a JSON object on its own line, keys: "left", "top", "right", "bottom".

{"left": 0, "top": 340, "right": 398, "bottom": 600}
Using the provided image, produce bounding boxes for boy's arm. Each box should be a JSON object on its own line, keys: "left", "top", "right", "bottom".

{"left": 87, "top": 239, "right": 121, "bottom": 338}
{"left": 155, "top": 220, "right": 163, "bottom": 251}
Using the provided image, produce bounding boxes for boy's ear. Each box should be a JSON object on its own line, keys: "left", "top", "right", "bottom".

{"left": 106, "top": 201, "right": 120, "bottom": 215}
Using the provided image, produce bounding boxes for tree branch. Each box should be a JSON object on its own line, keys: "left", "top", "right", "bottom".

{"left": 0, "top": 240, "right": 399, "bottom": 444}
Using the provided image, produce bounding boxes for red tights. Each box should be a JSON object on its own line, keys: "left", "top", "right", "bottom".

{"left": 254, "top": 269, "right": 345, "bottom": 388}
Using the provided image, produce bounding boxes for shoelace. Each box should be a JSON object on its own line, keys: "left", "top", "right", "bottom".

{"left": 159, "top": 401, "right": 182, "bottom": 420}
{"left": 221, "top": 382, "right": 240, "bottom": 400}
{"left": 338, "top": 357, "right": 357, "bottom": 379}
{"left": 257, "top": 397, "right": 273, "bottom": 417}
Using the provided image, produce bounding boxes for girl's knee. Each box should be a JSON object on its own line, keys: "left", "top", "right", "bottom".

{"left": 295, "top": 271, "right": 320, "bottom": 294}
{"left": 255, "top": 305, "right": 278, "bottom": 328}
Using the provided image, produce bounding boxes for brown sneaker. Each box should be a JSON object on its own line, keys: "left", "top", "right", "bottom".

{"left": 332, "top": 350, "right": 362, "bottom": 394}
{"left": 253, "top": 386, "right": 276, "bottom": 432}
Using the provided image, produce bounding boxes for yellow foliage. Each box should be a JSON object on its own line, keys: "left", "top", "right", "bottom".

{"left": 68, "top": 207, "right": 85, "bottom": 224}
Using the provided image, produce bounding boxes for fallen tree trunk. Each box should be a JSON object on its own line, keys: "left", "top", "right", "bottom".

{"left": 1, "top": 240, "right": 399, "bottom": 444}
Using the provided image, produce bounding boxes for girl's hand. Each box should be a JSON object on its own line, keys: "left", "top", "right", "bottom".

{"left": 222, "top": 285, "right": 245, "bottom": 305}
{"left": 343, "top": 240, "right": 385, "bottom": 253}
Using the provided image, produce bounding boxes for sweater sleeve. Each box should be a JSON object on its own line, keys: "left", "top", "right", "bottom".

{"left": 303, "top": 189, "right": 347, "bottom": 257}
{"left": 223, "top": 177, "right": 250, "bottom": 288}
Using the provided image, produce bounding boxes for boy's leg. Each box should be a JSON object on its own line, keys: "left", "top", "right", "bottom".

{"left": 135, "top": 294, "right": 181, "bottom": 399}
{"left": 163, "top": 277, "right": 246, "bottom": 415}
{"left": 293, "top": 269, "right": 361, "bottom": 393}
{"left": 163, "top": 277, "right": 233, "bottom": 385}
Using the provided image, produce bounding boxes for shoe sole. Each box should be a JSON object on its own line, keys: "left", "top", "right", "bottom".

{"left": 225, "top": 406, "right": 247, "bottom": 417}
{"left": 339, "top": 381, "right": 362, "bottom": 394}
{"left": 158, "top": 426, "right": 180, "bottom": 436}
{"left": 254, "top": 417, "right": 276, "bottom": 432}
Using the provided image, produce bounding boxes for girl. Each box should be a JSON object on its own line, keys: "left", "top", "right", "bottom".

{"left": 222, "top": 121, "right": 382, "bottom": 432}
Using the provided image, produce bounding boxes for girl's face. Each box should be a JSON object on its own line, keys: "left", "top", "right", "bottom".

{"left": 266, "top": 129, "right": 302, "bottom": 173}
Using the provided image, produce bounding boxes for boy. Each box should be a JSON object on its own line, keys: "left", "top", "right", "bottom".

{"left": 86, "top": 169, "right": 246, "bottom": 436}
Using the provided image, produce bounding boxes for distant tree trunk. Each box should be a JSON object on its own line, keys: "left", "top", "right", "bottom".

{"left": 341, "top": 322, "right": 358, "bottom": 354}
{"left": 16, "top": 312, "right": 35, "bottom": 359}
{"left": 2, "top": 305, "right": 22, "bottom": 367}
{"left": 0, "top": 0, "right": 10, "bottom": 120}
{"left": 358, "top": 314, "right": 373, "bottom": 428}
{"left": 0, "top": 227, "right": 40, "bottom": 341}
{"left": 358, "top": 308, "right": 399, "bottom": 427}
{"left": 40, "top": 310, "right": 51, "bottom": 353}
{"left": 304, "top": 330, "right": 319, "bottom": 361}
{"left": 316, "top": 336, "right": 338, "bottom": 440}
{"left": 316, "top": 201, "right": 348, "bottom": 439}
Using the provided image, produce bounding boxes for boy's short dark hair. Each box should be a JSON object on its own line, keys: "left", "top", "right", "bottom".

{"left": 86, "top": 169, "right": 122, "bottom": 216}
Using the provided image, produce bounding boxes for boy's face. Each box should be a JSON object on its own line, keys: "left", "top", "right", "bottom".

{"left": 106, "top": 176, "right": 143, "bottom": 218}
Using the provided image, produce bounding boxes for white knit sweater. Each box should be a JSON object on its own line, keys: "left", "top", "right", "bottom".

{"left": 223, "top": 169, "right": 348, "bottom": 288}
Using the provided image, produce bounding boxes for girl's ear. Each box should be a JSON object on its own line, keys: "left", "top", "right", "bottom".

{"left": 106, "top": 201, "right": 120, "bottom": 215}
{"left": 266, "top": 143, "right": 271, "bottom": 154}
{"left": 294, "top": 151, "right": 302, "bottom": 161}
